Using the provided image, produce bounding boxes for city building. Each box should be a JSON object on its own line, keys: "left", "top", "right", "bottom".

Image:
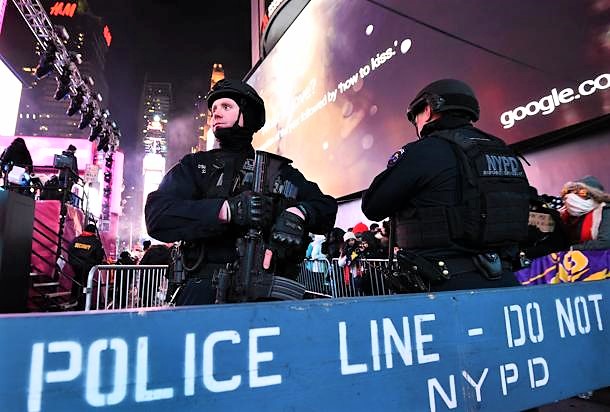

{"left": 139, "top": 79, "right": 172, "bottom": 236}
{"left": 141, "top": 81, "right": 171, "bottom": 157}
{"left": 194, "top": 63, "right": 224, "bottom": 152}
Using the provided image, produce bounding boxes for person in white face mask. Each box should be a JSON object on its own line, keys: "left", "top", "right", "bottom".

{"left": 560, "top": 175, "right": 610, "bottom": 250}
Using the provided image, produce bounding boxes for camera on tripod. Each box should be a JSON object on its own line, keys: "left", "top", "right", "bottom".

{"left": 53, "top": 154, "right": 73, "bottom": 169}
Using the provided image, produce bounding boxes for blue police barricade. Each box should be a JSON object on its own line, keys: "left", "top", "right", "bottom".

{"left": 0, "top": 281, "right": 608, "bottom": 411}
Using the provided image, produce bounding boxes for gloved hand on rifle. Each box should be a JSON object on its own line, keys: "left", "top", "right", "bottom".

{"left": 260, "top": 206, "right": 308, "bottom": 269}
{"left": 268, "top": 207, "right": 306, "bottom": 257}
{"left": 225, "top": 190, "right": 273, "bottom": 228}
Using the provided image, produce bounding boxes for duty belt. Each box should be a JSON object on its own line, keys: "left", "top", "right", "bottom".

{"left": 398, "top": 252, "right": 505, "bottom": 283}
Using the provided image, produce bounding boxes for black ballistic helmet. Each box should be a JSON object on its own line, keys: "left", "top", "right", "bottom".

{"left": 406, "top": 79, "right": 480, "bottom": 123}
{"left": 206, "top": 79, "right": 266, "bottom": 132}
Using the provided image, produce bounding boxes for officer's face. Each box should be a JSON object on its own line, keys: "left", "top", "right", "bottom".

{"left": 211, "top": 97, "right": 243, "bottom": 132}
{"left": 414, "top": 105, "right": 432, "bottom": 135}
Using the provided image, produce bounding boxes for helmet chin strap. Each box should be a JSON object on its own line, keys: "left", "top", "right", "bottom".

{"left": 232, "top": 107, "right": 243, "bottom": 129}
{"left": 214, "top": 105, "right": 255, "bottom": 152}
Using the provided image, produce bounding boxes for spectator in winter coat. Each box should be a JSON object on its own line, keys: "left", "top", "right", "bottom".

{"left": 560, "top": 175, "right": 610, "bottom": 251}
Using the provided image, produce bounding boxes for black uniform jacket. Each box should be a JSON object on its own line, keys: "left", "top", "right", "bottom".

{"left": 145, "top": 148, "right": 337, "bottom": 252}
{"left": 68, "top": 232, "right": 105, "bottom": 267}
{"left": 362, "top": 132, "right": 459, "bottom": 223}
{"left": 362, "top": 119, "right": 473, "bottom": 260}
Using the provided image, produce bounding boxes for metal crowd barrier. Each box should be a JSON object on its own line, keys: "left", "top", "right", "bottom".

{"left": 84, "top": 260, "right": 388, "bottom": 311}
{"left": 298, "top": 258, "right": 393, "bottom": 298}
{"left": 85, "top": 265, "right": 169, "bottom": 311}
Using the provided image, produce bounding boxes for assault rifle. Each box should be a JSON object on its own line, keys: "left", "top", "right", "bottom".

{"left": 214, "top": 151, "right": 306, "bottom": 303}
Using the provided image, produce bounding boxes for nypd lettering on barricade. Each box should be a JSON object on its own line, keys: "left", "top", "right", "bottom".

{"left": 1, "top": 282, "right": 608, "bottom": 411}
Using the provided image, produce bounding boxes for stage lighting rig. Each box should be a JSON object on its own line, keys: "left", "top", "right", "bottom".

{"left": 13, "top": 5, "right": 124, "bottom": 158}
{"left": 53, "top": 62, "right": 75, "bottom": 100}
{"left": 67, "top": 85, "right": 89, "bottom": 116}
{"left": 110, "top": 121, "right": 123, "bottom": 146}
{"left": 105, "top": 153, "right": 114, "bottom": 168}
{"left": 34, "top": 42, "right": 58, "bottom": 79}
{"left": 97, "top": 129, "right": 111, "bottom": 152}
{"left": 78, "top": 101, "right": 97, "bottom": 129}
{"left": 35, "top": 25, "right": 69, "bottom": 79}
{"left": 110, "top": 121, "right": 122, "bottom": 140}
{"left": 68, "top": 52, "right": 82, "bottom": 65}
{"left": 88, "top": 118, "right": 104, "bottom": 141}
{"left": 55, "top": 25, "right": 70, "bottom": 42}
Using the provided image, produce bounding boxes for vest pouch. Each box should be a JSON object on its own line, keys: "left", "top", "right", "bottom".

{"left": 396, "top": 206, "right": 452, "bottom": 249}
{"left": 446, "top": 205, "right": 478, "bottom": 244}
{"left": 481, "top": 189, "right": 530, "bottom": 245}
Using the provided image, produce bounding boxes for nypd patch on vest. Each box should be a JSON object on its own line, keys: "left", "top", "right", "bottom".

{"left": 482, "top": 154, "right": 524, "bottom": 177}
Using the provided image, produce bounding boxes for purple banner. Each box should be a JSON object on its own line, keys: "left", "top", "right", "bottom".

{"left": 515, "top": 250, "right": 610, "bottom": 285}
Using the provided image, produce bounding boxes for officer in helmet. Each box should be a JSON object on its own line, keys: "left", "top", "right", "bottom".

{"left": 362, "top": 79, "right": 531, "bottom": 292}
{"left": 145, "top": 79, "right": 337, "bottom": 305}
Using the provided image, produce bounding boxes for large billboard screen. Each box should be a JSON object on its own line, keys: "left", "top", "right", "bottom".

{"left": 0, "top": 57, "right": 22, "bottom": 136}
{"left": 249, "top": 0, "right": 610, "bottom": 197}
{"left": 0, "top": 0, "right": 7, "bottom": 36}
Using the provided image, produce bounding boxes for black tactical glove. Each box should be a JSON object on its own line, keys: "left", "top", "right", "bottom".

{"left": 270, "top": 210, "right": 306, "bottom": 250}
{"left": 227, "top": 191, "right": 273, "bottom": 228}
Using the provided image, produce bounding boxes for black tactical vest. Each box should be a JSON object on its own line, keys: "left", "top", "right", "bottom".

{"left": 182, "top": 149, "right": 298, "bottom": 268}
{"left": 396, "top": 128, "right": 530, "bottom": 252}
{"left": 191, "top": 149, "right": 255, "bottom": 200}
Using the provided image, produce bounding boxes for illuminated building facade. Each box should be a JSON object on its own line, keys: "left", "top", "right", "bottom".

{"left": 142, "top": 81, "right": 171, "bottom": 156}
{"left": 0, "top": 0, "right": 8, "bottom": 37}
{"left": 139, "top": 80, "right": 172, "bottom": 237}
{"left": 15, "top": 0, "right": 110, "bottom": 138}
{"left": 250, "top": 0, "right": 295, "bottom": 65}
{"left": 194, "top": 63, "right": 224, "bottom": 152}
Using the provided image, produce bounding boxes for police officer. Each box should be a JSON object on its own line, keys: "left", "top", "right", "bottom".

{"left": 145, "top": 79, "right": 337, "bottom": 305}
{"left": 362, "top": 79, "right": 530, "bottom": 292}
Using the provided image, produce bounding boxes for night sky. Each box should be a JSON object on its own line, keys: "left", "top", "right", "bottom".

{"left": 89, "top": 0, "right": 252, "bottom": 182}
